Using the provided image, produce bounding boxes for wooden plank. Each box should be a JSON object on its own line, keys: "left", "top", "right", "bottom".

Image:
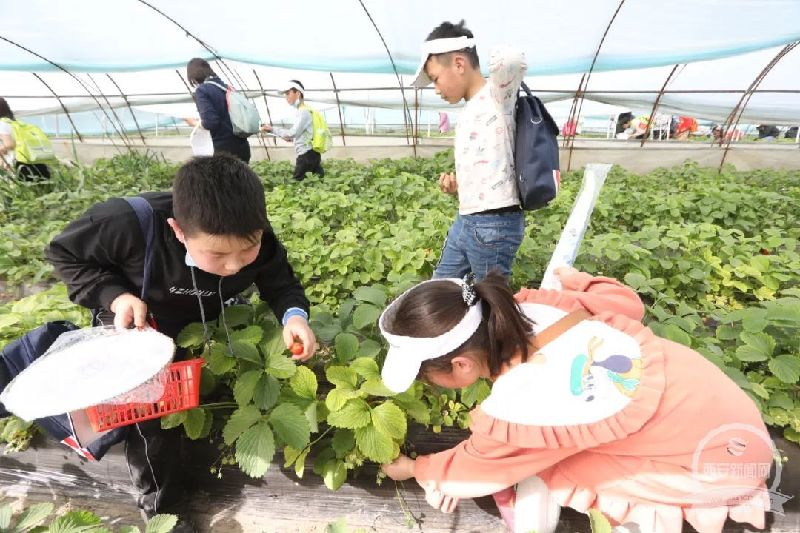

{"left": 0, "top": 432, "right": 511, "bottom": 532}
{"left": 1, "top": 429, "right": 798, "bottom": 532}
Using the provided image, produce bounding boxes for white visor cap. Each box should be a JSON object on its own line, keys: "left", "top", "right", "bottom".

{"left": 282, "top": 80, "right": 304, "bottom": 94}
{"left": 411, "top": 37, "right": 477, "bottom": 88}
{"left": 378, "top": 278, "right": 482, "bottom": 393}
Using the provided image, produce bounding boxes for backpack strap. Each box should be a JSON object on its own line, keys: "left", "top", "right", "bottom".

{"left": 531, "top": 308, "right": 592, "bottom": 351}
{"left": 203, "top": 80, "right": 228, "bottom": 93}
{"left": 123, "top": 197, "right": 155, "bottom": 301}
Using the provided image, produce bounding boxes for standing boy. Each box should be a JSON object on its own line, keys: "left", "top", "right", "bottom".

{"left": 412, "top": 20, "right": 527, "bottom": 280}
{"left": 46, "top": 155, "right": 315, "bottom": 531}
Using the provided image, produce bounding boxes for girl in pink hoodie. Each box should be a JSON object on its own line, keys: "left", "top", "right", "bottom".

{"left": 378, "top": 268, "right": 773, "bottom": 533}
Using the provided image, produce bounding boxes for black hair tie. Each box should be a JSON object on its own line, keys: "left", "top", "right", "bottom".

{"left": 462, "top": 273, "right": 478, "bottom": 306}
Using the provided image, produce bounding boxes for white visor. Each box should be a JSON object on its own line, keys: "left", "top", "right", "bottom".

{"left": 379, "top": 278, "right": 482, "bottom": 393}
{"left": 412, "top": 37, "right": 477, "bottom": 88}
{"left": 282, "top": 81, "right": 304, "bottom": 94}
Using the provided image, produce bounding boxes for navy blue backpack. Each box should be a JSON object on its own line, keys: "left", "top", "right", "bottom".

{"left": 514, "top": 82, "right": 561, "bottom": 210}
{"left": 0, "top": 197, "right": 155, "bottom": 460}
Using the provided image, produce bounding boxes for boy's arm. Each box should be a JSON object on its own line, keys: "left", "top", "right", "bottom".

{"left": 45, "top": 200, "right": 139, "bottom": 311}
{"left": 253, "top": 231, "right": 310, "bottom": 322}
{"left": 272, "top": 109, "right": 311, "bottom": 140}
{"left": 516, "top": 268, "right": 646, "bottom": 321}
{"left": 195, "top": 85, "right": 223, "bottom": 132}
{"left": 488, "top": 46, "right": 527, "bottom": 112}
{"left": 414, "top": 433, "right": 579, "bottom": 498}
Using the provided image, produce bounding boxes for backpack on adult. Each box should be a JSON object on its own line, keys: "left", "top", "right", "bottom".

{"left": 513, "top": 82, "right": 561, "bottom": 210}
{"left": 0, "top": 118, "right": 56, "bottom": 164}
{"left": 204, "top": 80, "right": 262, "bottom": 138}
{"left": 0, "top": 197, "right": 154, "bottom": 461}
{"left": 300, "top": 104, "right": 332, "bottom": 154}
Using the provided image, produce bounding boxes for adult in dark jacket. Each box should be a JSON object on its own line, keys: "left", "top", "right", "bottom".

{"left": 46, "top": 155, "right": 315, "bottom": 531}
{"left": 186, "top": 58, "right": 251, "bottom": 163}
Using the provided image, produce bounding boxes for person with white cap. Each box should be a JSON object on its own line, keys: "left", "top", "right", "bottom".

{"left": 261, "top": 80, "right": 324, "bottom": 181}
{"left": 412, "top": 20, "right": 527, "bottom": 281}
{"left": 378, "top": 268, "right": 772, "bottom": 533}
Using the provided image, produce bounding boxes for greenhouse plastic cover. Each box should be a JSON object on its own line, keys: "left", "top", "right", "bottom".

{"left": 2, "top": 0, "right": 799, "bottom": 74}
{"left": 1, "top": 0, "right": 799, "bottom": 126}
{"left": 6, "top": 43, "right": 799, "bottom": 128}
{"left": 20, "top": 108, "right": 183, "bottom": 136}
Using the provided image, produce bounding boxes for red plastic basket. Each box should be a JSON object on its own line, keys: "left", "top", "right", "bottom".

{"left": 85, "top": 358, "right": 203, "bottom": 432}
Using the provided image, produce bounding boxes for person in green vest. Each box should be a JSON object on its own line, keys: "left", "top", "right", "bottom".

{"left": 261, "top": 80, "right": 325, "bottom": 181}
{"left": 0, "top": 97, "right": 53, "bottom": 180}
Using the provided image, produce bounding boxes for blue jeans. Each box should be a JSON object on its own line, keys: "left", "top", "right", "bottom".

{"left": 433, "top": 211, "right": 525, "bottom": 280}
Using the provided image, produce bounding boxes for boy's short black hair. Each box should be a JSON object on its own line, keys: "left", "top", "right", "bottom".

{"left": 173, "top": 155, "right": 269, "bottom": 242}
{"left": 425, "top": 20, "right": 480, "bottom": 69}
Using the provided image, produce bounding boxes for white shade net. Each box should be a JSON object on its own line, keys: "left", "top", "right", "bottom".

{"left": 0, "top": 0, "right": 797, "bottom": 131}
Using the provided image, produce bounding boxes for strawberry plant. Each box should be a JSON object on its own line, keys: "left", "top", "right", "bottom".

{"left": 655, "top": 297, "right": 799, "bottom": 443}
{"left": 0, "top": 153, "right": 798, "bottom": 490}
{"left": 168, "top": 279, "right": 475, "bottom": 489}
{"left": 0, "top": 500, "right": 176, "bottom": 532}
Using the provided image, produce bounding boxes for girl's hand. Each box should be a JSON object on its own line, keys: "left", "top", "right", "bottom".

{"left": 554, "top": 265, "right": 579, "bottom": 280}
{"left": 422, "top": 482, "right": 460, "bottom": 513}
{"left": 381, "top": 454, "right": 415, "bottom": 481}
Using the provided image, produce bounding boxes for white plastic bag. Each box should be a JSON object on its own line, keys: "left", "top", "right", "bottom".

{"left": 190, "top": 123, "right": 214, "bottom": 156}
{"left": 540, "top": 164, "right": 611, "bottom": 290}
{"left": 0, "top": 326, "right": 175, "bottom": 421}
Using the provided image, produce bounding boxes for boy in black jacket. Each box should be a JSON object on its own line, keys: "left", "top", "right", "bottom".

{"left": 46, "top": 154, "right": 315, "bottom": 530}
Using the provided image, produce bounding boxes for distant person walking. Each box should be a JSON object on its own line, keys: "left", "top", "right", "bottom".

{"left": 261, "top": 80, "right": 324, "bottom": 181}
{"left": 186, "top": 58, "right": 250, "bottom": 163}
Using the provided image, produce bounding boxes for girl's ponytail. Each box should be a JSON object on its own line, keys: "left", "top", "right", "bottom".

{"left": 472, "top": 271, "right": 534, "bottom": 376}
{"left": 383, "top": 270, "right": 533, "bottom": 380}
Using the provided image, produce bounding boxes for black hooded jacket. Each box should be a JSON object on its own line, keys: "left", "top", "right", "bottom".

{"left": 45, "top": 192, "right": 309, "bottom": 334}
